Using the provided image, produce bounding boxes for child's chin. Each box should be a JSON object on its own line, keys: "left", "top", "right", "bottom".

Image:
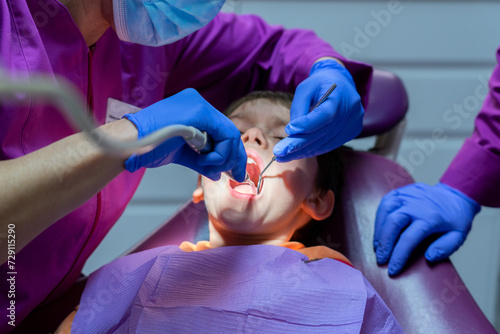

{"left": 220, "top": 213, "right": 260, "bottom": 231}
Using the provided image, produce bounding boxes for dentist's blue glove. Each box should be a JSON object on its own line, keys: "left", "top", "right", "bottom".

{"left": 123, "top": 88, "right": 247, "bottom": 181}
{"left": 374, "top": 182, "right": 481, "bottom": 276}
{"left": 273, "top": 59, "right": 364, "bottom": 162}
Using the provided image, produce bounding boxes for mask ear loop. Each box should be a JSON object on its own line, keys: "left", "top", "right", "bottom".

{"left": 112, "top": 0, "right": 130, "bottom": 42}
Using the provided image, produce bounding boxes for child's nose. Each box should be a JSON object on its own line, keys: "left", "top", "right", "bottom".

{"left": 241, "top": 128, "right": 269, "bottom": 149}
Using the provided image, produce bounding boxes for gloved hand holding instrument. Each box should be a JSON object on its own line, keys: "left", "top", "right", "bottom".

{"left": 273, "top": 59, "right": 365, "bottom": 162}
{"left": 124, "top": 88, "right": 248, "bottom": 182}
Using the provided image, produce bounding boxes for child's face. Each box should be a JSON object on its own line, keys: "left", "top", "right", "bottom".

{"left": 198, "top": 98, "right": 323, "bottom": 236}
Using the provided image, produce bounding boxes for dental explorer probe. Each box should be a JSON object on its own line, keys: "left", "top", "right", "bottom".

{"left": 256, "top": 82, "right": 338, "bottom": 195}
{"left": 256, "top": 156, "right": 276, "bottom": 194}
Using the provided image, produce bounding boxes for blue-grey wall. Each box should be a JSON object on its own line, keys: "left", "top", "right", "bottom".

{"left": 83, "top": 0, "right": 500, "bottom": 329}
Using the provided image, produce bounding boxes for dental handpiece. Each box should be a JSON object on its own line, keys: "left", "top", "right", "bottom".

{"left": 255, "top": 82, "right": 338, "bottom": 195}
{"left": 190, "top": 131, "right": 250, "bottom": 183}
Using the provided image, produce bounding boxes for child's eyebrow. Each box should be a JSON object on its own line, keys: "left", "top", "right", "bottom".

{"left": 230, "top": 110, "right": 289, "bottom": 128}
{"left": 270, "top": 114, "right": 288, "bottom": 128}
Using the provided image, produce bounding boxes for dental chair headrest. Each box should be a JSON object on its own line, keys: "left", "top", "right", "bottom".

{"left": 358, "top": 69, "right": 408, "bottom": 138}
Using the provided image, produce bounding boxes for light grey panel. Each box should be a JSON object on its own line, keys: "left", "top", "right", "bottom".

{"left": 82, "top": 204, "right": 182, "bottom": 275}
{"left": 349, "top": 137, "right": 466, "bottom": 186}
{"left": 396, "top": 137, "right": 463, "bottom": 184}
{"left": 130, "top": 164, "right": 198, "bottom": 203}
{"left": 240, "top": 1, "right": 500, "bottom": 64}
{"left": 389, "top": 67, "right": 493, "bottom": 136}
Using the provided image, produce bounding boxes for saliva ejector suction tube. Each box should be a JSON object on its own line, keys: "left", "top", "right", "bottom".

{"left": 0, "top": 73, "right": 212, "bottom": 155}
{"left": 0, "top": 72, "right": 247, "bottom": 182}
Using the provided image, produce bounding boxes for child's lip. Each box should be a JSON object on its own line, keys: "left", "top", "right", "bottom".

{"left": 245, "top": 149, "right": 264, "bottom": 171}
{"left": 245, "top": 149, "right": 264, "bottom": 187}
{"left": 228, "top": 179, "right": 257, "bottom": 199}
{"left": 226, "top": 149, "right": 266, "bottom": 198}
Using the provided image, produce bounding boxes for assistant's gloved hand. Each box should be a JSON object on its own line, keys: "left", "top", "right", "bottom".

{"left": 273, "top": 59, "right": 364, "bottom": 162}
{"left": 123, "top": 88, "right": 247, "bottom": 181}
{"left": 374, "top": 182, "right": 481, "bottom": 276}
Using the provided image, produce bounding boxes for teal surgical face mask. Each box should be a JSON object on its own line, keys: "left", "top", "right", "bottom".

{"left": 113, "top": 0, "right": 226, "bottom": 46}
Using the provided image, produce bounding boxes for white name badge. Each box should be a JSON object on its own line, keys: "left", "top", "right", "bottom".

{"left": 105, "top": 98, "right": 142, "bottom": 124}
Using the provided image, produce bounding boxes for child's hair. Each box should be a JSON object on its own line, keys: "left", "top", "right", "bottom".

{"left": 225, "top": 91, "right": 344, "bottom": 245}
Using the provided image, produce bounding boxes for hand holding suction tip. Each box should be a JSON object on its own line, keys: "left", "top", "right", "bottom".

{"left": 197, "top": 128, "right": 250, "bottom": 182}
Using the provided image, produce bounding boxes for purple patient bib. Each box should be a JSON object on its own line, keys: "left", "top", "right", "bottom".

{"left": 72, "top": 245, "right": 402, "bottom": 333}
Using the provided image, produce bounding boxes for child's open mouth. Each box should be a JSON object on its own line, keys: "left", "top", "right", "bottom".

{"left": 228, "top": 154, "right": 261, "bottom": 196}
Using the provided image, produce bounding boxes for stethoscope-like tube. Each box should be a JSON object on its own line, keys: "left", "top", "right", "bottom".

{"left": 0, "top": 72, "right": 210, "bottom": 157}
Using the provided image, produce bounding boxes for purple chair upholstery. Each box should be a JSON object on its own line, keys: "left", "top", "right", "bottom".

{"left": 358, "top": 69, "right": 408, "bottom": 138}
{"left": 325, "top": 150, "right": 496, "bottom": 333}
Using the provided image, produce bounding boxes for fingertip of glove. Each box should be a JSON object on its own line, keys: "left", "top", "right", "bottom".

{"left": 124, "top": 155, "right": 139, "bottom": 173}
{"left": 206, "top": 172, "right": 222, "bottom": 181}
{"left": 232, "top": 166, "right": 247, "bottom": 183}
{"left": 375, "top": 249, "right": 388, "bottom": 265}
{"left": 285, "top": 122, "right": 300, "bottom": 135}
{"left": 388, "top": 262, "right": 402, "bottom": 276}
{"left": 272, "top": 144, "right": 288, "bottom": 158}
{"left": 425, "top": 249, "right": 445, "bottom": 262}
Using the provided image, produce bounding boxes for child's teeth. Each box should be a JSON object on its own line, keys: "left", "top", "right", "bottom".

{"left": 247, "top": 157, "right": 256, "bottom": 165}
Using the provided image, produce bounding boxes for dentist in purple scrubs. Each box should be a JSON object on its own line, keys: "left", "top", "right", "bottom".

{"left": 0, "top": 0, "right": 371, "bottom": 330}
{"left": 374, "top": 46, "right": 500, "bottom": 276}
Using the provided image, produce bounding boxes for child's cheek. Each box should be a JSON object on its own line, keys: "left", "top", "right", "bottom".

{"left": 280, "top": 160, "right": 318, "bottom": 196}
{"left": 280, "top": 166, "right": 309, "bottom": 195}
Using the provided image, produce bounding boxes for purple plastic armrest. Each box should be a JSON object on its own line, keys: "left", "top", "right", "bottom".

{"left": 320, "top": 150, "right": 496, "bottom": 333}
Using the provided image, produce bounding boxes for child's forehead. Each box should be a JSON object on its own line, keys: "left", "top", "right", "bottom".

{"left": 229, "top": 99, "right": 290, "bottom": 126}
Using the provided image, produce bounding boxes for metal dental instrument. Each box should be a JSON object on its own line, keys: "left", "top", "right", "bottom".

{"left": 313, "top": 83, "right": 338, "bottom": 110}
{"left": 256, "top": 82, "right": 338, "bottom": 195}
{"left": 256, "top": 155, "right": 276, "bottom": 194}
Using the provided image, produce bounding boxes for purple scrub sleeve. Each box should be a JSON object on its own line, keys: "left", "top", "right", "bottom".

{"left": 72, "top": 245, "right": 402, "bottom": 333}
{"left": 162, "top": 13, "right": 373, "bottom": 110}
{"left": 441, "top": 46, "right": 500, "bottom": 207}
{"left": 0, "top": 0, "right": 372, "bottom": 330}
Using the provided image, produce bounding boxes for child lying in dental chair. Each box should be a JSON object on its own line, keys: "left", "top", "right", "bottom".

{"left": 58, "top": 92, "right": 403, "bottom": 334}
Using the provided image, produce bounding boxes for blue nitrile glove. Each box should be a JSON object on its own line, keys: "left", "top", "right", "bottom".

{"left": 123, "top": 88, "right": 247, "bottom": 181}
{"left": 273, "top": 59, "right": 364, "bottom": 162}
{"left": 373, "top": 182, "right": 481, "bottom": 276}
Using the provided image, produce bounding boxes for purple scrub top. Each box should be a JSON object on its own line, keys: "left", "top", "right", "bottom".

{"left": 0, "top": 0, "right": 372, "bottom": 329}
{"left": 441, "top": 46, "right": 500, "bottom": 207}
